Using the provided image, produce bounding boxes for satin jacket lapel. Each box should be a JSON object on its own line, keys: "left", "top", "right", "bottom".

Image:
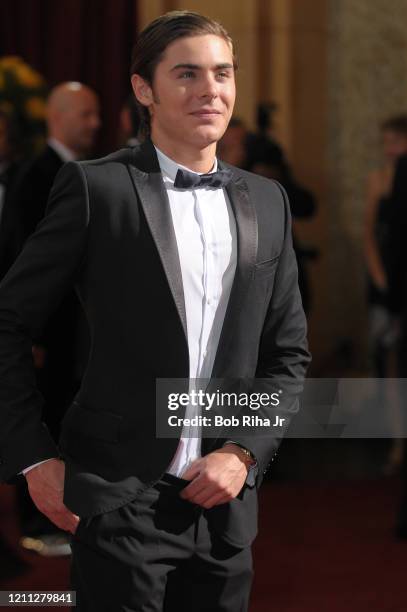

{"left": 211, "top": 166, "right": 258, "bottom": 378}
{"left": 127, "top": 141, "right": 188, "bottom": 342}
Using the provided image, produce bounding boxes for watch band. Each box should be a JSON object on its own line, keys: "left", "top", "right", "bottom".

{"left": 223, "top": 441, "right": 257, "bottom": 467}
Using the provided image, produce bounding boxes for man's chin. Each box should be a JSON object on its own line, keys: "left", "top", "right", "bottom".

{"left": 190, "top": 127, "right": 224, "bottom": 148}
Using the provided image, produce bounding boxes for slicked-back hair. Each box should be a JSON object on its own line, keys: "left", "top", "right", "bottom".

{"left": 130, "top": 10, "right": 237, "bottom": 138}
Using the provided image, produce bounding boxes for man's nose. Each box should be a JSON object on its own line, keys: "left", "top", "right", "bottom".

{"left": 199, "top": 74, "right": 218, "bottom": 99}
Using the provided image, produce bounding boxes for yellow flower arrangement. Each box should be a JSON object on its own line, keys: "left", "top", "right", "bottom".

{"left": 13, "top": 63, "right": 45, "bottom": 89}
{"left": 0, "top": 55, "right": 47, "bottom": 157}
{"left": 25, "top": 96, "right": 46, "bottom": 120}
{"left": 0, "top": 56, "right": 22, "bottom": 68}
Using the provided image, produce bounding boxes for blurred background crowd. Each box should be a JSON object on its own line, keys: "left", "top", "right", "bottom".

{"left": 1, "top": 1, "right": 407, "bottom": 610}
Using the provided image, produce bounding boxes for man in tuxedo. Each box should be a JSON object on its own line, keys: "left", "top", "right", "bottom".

{"left": 0, "top": 11, "right": 310, "bottom": 611}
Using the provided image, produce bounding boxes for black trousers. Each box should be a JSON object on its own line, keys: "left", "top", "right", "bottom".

{"left": 70, "top": 474, "right": 253, "bottom": 611}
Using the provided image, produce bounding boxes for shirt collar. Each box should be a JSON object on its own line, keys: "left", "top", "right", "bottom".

{"left": 153, "top": 144, "right": 218, "bottom": 184}
{"left": 47, "top": 138, "right": 78, "bottom": 162}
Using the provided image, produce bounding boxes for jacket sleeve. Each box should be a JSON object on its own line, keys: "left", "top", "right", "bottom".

{"left": 0, "top": 161, "right": 89, "bottom": 483}
{"left": 228, "top": 182, "right": 311, "bottom": 483}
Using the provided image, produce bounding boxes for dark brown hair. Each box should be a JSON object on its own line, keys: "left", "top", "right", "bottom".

{"left": 381, "top": 114, "right": 407, "bottom": 136}
{"left": 130, "top": 10, "right": 237, "bottom": 137}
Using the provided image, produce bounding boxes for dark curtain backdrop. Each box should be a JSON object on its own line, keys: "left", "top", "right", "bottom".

{"left": 0, "top": 0, "right": 139, "bottom": 153}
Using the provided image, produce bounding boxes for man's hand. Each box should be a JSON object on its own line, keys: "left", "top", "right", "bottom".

{"left": 179, "top": 445, "right": 249, "bottom": 509}
{"left": 24, "top": 458, "right": 80, "bottom": 534}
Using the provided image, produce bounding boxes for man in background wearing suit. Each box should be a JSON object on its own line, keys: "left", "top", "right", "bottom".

{"left": 0, "top": 11, "right": 310, "bottom": 611}
{"left": 10, "top": 82, "right": 100, "bottom": 250}
{"left": 7, "top": 82, "right": 100, "bottom": 553}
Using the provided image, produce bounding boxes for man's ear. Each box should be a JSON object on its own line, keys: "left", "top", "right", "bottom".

{"left": 131, "top": 74, "right": 153, "bottom": 107}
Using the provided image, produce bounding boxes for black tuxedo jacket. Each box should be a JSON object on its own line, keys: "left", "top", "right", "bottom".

{"left": 1, "top": 145, "right": 81, "bottom": 431}
{"left": 5, "top": 145, "right": 64, "bottom": 256}
{"left": 0, "top": 140, "right": 310, "bottom": 547}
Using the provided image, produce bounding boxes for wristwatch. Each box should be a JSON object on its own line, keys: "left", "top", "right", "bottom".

{"left": 223, "top": 441, "right": 258, "bottom": 487}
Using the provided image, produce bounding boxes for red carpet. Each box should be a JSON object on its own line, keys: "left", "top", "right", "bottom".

{"left": 1, "top": 478, "right": 406, "bottom": 611}
{"left": 252, "top": 478, "right": 407, "bottom": 611}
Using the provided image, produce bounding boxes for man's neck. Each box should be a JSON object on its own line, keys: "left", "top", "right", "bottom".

{"left": 47, "top": 137, "right": 79, "bottom": 162}
{"left": 150, "top": 133, "right": 216, "bottom": 174}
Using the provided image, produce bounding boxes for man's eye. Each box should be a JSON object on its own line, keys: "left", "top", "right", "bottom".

{"left": 180, "top": 71, "right": 195, "bottom": 79}
{"left": 216, "top": 72, "right": 229, "bottom": 80}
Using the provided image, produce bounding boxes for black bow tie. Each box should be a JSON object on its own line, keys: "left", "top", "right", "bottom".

{"left": 174, "top": 168, "right": 232, "bottom": 189}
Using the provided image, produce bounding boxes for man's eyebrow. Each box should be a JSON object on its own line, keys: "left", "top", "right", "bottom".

{"left": 170, "top": 63, "right": 234, "bottom": 72}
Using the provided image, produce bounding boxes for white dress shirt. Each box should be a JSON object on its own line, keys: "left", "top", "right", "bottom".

{"left": 154, "top": 146, "right": 237, "bottom": 477}
{"left": 47, "top": 138, "right": 77, "bottom": 163}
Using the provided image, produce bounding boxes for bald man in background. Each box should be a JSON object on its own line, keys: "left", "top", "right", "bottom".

{"left": 10, "top": 82, "right": 100, "bottom": 248}
{"left": 7, "top": 82, "right": 100, "bottom": 555}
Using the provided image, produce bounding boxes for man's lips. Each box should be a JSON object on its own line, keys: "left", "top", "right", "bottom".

{"left": 190, "top": 110, "right": 222, "bottom": 116}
